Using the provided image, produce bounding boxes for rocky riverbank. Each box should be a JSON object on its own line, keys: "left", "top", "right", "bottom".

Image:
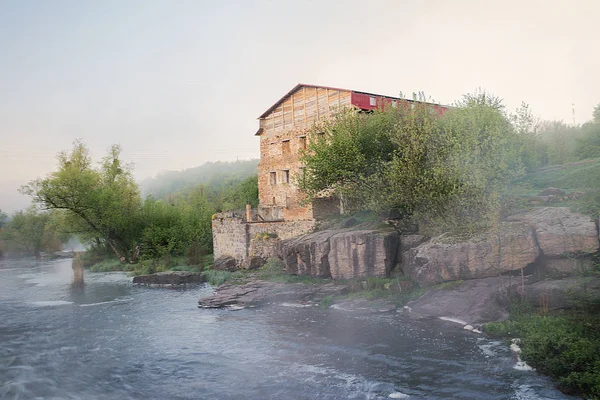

{"left": 197, "top": 272, "right": 600, "bottom": 325}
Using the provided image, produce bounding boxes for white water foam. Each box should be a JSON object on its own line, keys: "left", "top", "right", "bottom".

{"left": 78, "top": 298, "right": 133, "bottom": 307}
{"left": 510, "top": 338, "right": 534, "bottom": 371}
{"left": 27, "top": 300, "right": 73, "bottom": 307}
{"left": 477, "top": 340, "right": 504, "bottom": 357}
{"left": 439, "top": 316, "right": 467, "bottom": 325}
{"left": 389, "top": 392, "right": 410, "bottom": 399}
{"left": 281, "top": 302, "right": 312, "bottom": 308}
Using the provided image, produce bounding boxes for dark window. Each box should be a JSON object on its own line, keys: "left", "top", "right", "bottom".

{"left": 269, "top": 171, "right": 277, "bottom": 185}
{"left": 282, "top": 140, "right": 290, "bottom": 155}
{"left": 299, "top": 136, "right": 307, "bottom": 149}
{"left": 282, "top": 170, "right": 290, "bottom": 184}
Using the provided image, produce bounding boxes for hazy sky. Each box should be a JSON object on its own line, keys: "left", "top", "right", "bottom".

{"left": 1, "top": 0, "right": 599, "bottom": 212}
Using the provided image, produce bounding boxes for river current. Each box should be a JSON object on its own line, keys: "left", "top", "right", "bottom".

{"left": 0, "top": 259, "right": 576, "bottom": 400}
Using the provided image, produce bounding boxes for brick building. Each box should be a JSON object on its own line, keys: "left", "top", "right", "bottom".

{"left": 255, "top": 83, "right": 448, "bottom": 222}
{"left": 212, "top": 83, "right": 448, "bottom": 267}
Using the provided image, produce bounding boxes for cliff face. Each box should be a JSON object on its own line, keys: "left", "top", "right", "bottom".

{"left": 278, "top": 207, "right": 600, "bottom": 286}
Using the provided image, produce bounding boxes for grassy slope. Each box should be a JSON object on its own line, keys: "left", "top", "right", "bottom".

{"left": 509, "top": 158, "right": 600, "bottom": 195}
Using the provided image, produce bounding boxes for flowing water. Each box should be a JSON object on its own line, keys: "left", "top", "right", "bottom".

{"left": 0, "top": 259, "right": 576, "bottom": 400}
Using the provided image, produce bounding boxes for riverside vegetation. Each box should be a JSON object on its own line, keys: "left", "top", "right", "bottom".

{"left": 3, "top": 92, "right": 600, "bottom": 397}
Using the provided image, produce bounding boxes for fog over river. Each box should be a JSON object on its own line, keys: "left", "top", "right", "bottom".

{"left": 0, "top": 259, "right": 576, "bottom": 399}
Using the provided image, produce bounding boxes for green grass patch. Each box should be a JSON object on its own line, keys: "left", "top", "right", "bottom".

{"left": 485, "top": 301, "right": 600, "bottom": 398}
{"left": 203, "top": 269, "right": 245, "bottom": 286}
{"left": 88, "top": 258, "right": 129, "bottom": 272}
{"left": 511, "top": 158, "right": 600, "bottom": 192}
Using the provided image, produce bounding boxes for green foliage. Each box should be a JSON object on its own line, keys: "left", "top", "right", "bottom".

{"left": 203, "top": 269, "right": 244, "bottom": 286}
{"left": 575, "top": 119, "right": 600, "bottom": 160}
{"left": 300, "top": 92, "right": 523, "bottom": 235}
{"left": 0, "top": 207, "right": 63, "bottom": 257}
{"left": 485, "top": 309, "right": 600, "bottom": 398}
{"left": 88, "top": 258, "right": 127, "bottom": 272}
{"left": 0, "top": 209, "right": 7, "bottom": 228}
{"left": 320, "top": 295, "right": 334, "bottom": 308}
{"left": 20, "top": 140, "right": 258, "bottom": 267}
{"left": 22, "top": 141, "right": 141, "bottom": 260}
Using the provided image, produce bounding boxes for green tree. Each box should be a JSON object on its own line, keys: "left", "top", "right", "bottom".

{"left": 0, "top": 209, "right": 7, "bottom": 228}
{"left": 21, "top": 140, "right": 141, "bottom": 261}
{"left": 1, "top": 207, "right": 61, "bottom": 258}
{"left": 300, "top": 91, "right": 523, "bottom": 234}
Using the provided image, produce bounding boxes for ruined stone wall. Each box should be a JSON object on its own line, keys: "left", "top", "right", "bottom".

{"left": 211, "top": 211, "right": 248, "bottom": 263}
{"left": 212, "top": 211, "right": 315, "bottom": 266}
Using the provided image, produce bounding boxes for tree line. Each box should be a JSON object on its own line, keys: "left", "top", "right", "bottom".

{"left": 1, "top": 146, "right": 257, "bottom": 266}
{"left": 299, "top": 93, "right": 600, "bottom": 235}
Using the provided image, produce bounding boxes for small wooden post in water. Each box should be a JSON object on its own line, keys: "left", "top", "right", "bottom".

{"left": 72, "top": 252, "right": 85, "bottom": 287}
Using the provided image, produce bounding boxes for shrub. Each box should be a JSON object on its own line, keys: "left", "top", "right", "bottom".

{"left": 485, "top": 307, "right": 600, "bottom": 398}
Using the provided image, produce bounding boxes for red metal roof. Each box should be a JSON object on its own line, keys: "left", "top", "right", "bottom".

{"left": 258, "top": 83, "right": 447, "bottom": 120}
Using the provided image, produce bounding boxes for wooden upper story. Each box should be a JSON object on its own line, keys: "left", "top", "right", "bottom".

{"left": 255, "top": 83, "right": 448, "bottom": 137}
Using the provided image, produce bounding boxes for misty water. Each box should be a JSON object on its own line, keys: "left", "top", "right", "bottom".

{"left": 0, "top": 259, "right": 576, "bottom": 400}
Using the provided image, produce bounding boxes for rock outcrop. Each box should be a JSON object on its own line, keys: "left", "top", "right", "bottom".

{"left": 279, "top": 229, "right": 399, "bottom": 279}
{"left": 404, "top": 276, "right": 518, "bottom": 324}
{"left": 198, "top": 279, "right": 348, "bottom": 308}
{"left": 133, "top": 271, "right": 206, "bottom": 286}
{"left": 328, "top": 230, "right": 398, "bottom": 279}
{"left": 264, "top": 207, "right": 599, "bottom": 285}
{"left": 509, "top": 207, "right": 599, "bottom": 256}
{"left": 279, "top": 229, "right": 337, "bottom": 277}
{"left": 405, "top": 222, "right": 539, "bottom": 286}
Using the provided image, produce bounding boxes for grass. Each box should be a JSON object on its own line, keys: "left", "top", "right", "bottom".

{"left": 88, "top": 258, "right": 130, "bottom": 272}
{"left": 485, "top": 299, "right": 600, "bottom": 398}
{"left": 203, "top": 269, "right": 245, "bottom": 286}
{"left": 511, "top": 158, "right": 600, "bottom": 193}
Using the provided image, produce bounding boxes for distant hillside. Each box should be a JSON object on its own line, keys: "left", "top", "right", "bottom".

{"left": 140, "top": 159, "right": 259, "bottom": 199}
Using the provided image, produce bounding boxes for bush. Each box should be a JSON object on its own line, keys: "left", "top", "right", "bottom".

{"left": 485, "top": 307, "right": 600, "bottom": 398}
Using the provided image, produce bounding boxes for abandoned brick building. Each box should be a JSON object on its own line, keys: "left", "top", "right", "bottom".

{"left": 212, "top": 83, "right": 448, "bottom": 267}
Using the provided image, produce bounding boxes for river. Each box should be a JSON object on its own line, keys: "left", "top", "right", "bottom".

{"left": 0, "top": 258, "right": 576, "bottom": 400}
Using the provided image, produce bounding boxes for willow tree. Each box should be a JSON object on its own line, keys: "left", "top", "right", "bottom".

{"left": 21, "top": 140, "right": 141, "bottom": 262}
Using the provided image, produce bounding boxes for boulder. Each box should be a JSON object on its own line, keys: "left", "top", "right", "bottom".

{"left": 328, "top": 230, "right": 399, "bottom": 279}
{"left": 406, "top": 222, "right": 539, "bottom": 286}
{"left": 404, "top": 276, "right": 518, "bottom": 324}
{"left": 133, "top": 271, "right": 206, "bottom": 286}
{"left": 540, "top": 256, "right": 595, "bottom": 277}
{"left": 212, "top": 257, "right": 238, "bottom": 272}
{"left": 524, "top": 276, "right": 600, "bottom": 310}
{"left": 509, "top": 207, "right": 599, "bottom": 256}
{"left": 398, "top": 235, "right": 429, "bottom": 274}
{"left": 198, "top": 279, "right": 348, "bottom": 308}
{"left": 279, "top": 229, "right": 337, "bottom": 278}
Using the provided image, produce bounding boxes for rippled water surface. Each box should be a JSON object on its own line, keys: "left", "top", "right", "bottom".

{"left": 0, "top": 259, "right": 576, "bottom": 399}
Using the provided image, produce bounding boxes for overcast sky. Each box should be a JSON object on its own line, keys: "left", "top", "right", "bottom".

{"left": 1, "top": 0, "right": 599, "bottom": 212}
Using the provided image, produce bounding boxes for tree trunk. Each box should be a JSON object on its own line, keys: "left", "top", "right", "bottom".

{"left": 106, "top": 239, "right": 128, "bottom": 263}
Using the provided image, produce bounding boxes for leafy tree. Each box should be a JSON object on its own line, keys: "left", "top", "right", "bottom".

{"left": 21, "top": 140, "right": 141, "bottom": 261}
{"left": 300, "top": 91, "right": 523, "bottom": 234}
{"left": 1, "top": 207, "right": 61, "bottom": 258}
{"left": 0, "top": 209, "right": 7, "bottom": 228}
{"left": 574, "top": 104, "right": 600, "bottom": 159}
{"left": 219, "top": 175, "right": 259, "bottom": 211}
